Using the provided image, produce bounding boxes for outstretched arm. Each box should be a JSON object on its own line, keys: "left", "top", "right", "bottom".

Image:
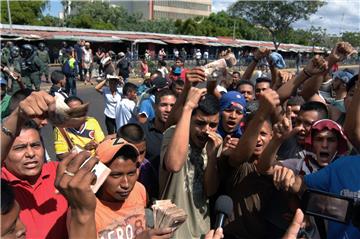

{"left": 277, "top": 55, "right": 328, "bottom": 104}
{"left": 229, "top": 89, "right": 280, "bottom": 167}
{"left": 163, "top": 87, "right": 207, "bottom": 172}
{"left": 95, "top": 79, "right": 106, "bottom": 94}
{"left": 256, "top": 107, "right": 299, "bottom": 174}
{"left": 242, "top": 48, "right": 270, "bottom": 81}
{"left": 165, "top": 67, "right": 206, "bottom": 128}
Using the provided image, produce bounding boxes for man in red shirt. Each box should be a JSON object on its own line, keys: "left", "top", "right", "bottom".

{"left": 169, "top": 57, "right": 189, "bottom": 82}
{"left": 1, "top": 119, "right": 68, "bottom": 238}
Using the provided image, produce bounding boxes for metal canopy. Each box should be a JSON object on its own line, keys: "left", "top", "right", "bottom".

{"left": 133, "top": 39, "right": 167, "bottom": 45}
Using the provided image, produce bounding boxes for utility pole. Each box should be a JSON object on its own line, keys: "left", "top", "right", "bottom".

{"left": 233, "top": 20, "right": 236, "bottom": 40}
{"left": 6, "top": 0, "right": 12, "bottom": 33}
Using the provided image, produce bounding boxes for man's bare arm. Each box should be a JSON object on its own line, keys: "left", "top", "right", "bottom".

{"left": 163, "top": 87, "right": 207, "bottom": 172}
{"left": 229, "top": 89, "right": 280, "bottom": 167}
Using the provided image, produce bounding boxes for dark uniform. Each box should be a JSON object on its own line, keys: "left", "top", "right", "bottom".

{"left": 37, "top": 43, "right": 51, "bottom": 82}
{"left": 20, "top": 44, "right": 45, "bottom": 91}
{"left": 8, "top": 46, "right": 22, "bottom": 93}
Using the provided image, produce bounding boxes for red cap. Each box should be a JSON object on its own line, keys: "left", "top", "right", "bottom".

{"left": 305, "top": 119, "right": 349, "bottom": 155}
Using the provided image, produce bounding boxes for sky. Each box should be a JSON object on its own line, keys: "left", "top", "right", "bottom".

{"left": 212, "top": 0, "right": 360, "bottom": 35}
{"left": 44, "top": 0, "right": 359, "bottom": 35}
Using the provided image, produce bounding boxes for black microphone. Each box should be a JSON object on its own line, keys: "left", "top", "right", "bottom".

{"left": 145, "top": 208, "right": 154, "bottom": 229}
{"left": 214, "top": 195, "right": 233, "bottom": 229}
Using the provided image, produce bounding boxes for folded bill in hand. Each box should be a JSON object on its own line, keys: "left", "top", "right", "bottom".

{"left": 151, "top": 200, "right": 187, "bottom": 230}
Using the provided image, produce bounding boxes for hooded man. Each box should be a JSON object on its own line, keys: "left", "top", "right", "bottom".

{"left": 217, "top": 91, "right": 247, "bottom": 139}
{"left": 280, "top": 119, "right": 349, "bottom": 175}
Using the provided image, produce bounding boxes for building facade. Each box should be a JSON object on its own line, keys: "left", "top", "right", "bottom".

{"left": 110, "top": 0, "right": 212, "bottom": 20}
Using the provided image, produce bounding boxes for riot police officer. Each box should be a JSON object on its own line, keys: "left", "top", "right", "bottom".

{"left": 37, "top": 42, "right": 51, "bottom": 83}
{"left": 1, "top": 41, "right": 14, "bottom": 66}
{"left": 8, "top": 46, "right": 24, "bottom": 93}
{"left": 20, "top": 44, "right": 45, "bottom": 91}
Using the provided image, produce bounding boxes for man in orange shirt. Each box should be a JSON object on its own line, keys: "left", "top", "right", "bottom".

{"left": 95, "top": 138, "right": 174, "bottom": 239}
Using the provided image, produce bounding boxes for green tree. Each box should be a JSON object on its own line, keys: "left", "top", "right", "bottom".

{"left": 308, "top": 26, "right": 326, "bottom": 51}
{"left": 341, "top": 32, "right": 360, "bottom": 47}
{"left": 228, "top": 0, "right": 326, "bottom": 50}
{"left": 1, "top": 0, "right": 48, "bottom": 25}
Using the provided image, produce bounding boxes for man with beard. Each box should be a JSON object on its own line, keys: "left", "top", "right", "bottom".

{"left": 159, "top": 87, "right": 223, "bottom": 238}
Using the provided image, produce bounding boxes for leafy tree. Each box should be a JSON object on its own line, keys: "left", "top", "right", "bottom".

{"left": 1, "top": 0, "right": 48, "bottom": 25}
{"left": 341, "top": 32, "right": 360, "bottom": 47}
{"left": 228, "top": 0, "right": 326, "bottom": 50}
{"left": 37, "top": 15, "right": 63, "bottom": 27}
{"left": 307, "top": 26, "right": 326, "bottom": 50}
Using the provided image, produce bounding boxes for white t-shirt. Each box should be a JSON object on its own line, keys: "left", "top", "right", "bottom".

{"left": 203, "top": 51, "right": 209, "bottom": 59}
{"left": 83, "top": 48, "right": 93, "bottom": 63}
{"left": 103, "top": 86, "right": 122, "bottom": 119}
{"left": 196, "top": 52, "right": 202, "bottom": 59}
{"left": 115, "top": 98, "right": 137, "bottom": 130}
{"left": 158, "top": 67, "right": 169, "bottom": 78}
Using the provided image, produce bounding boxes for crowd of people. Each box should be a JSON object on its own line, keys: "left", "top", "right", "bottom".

{"left": 1, "top": 40, "right": 360, "bottom": 239}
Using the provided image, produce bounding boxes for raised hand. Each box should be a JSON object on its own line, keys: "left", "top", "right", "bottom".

{"left": 185, "top": 67, "right": 206, "bottom": 86}
{"left": 18, "top": 91, "right": 56, "bottom": 120}
{"left": 303, "top": 55, "right": 328, "bottom": 75}
{"left": 55, "top": 151, "right": 98, "bottom": 213}
{"left": 184, "top": 87, "right": 207, "bottom": 110}
{"left": 273, "top": 107, "right": 300, "bottom": 141}
{"left": 330, "top": 42, "right": 357, "bottom": 62}
{"left": 206, "top": 131, "right": 223, "bottom": 156}
{"left": 277, "top": 71, "right": 294, "bottom": 85}
{"left": 222, "top": 135, "right": 239, "bottom": 156}
{"left": 254, "top": 48, "right": 271, "bottom": 61}
{"left": 258, "top": 89, "right": 280, "bottom": 115}
{"left": 273, "top": 165, "right": 296, "bottom": 192}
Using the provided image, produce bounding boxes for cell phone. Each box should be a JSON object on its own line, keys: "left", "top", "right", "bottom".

{"left": 301, "top": 189, "right": 354, "bottom": 224}
{"left": 72, "top": 145, "right": 111, "bottom": 193}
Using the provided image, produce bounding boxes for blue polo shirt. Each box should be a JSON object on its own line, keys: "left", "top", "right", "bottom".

{"left": 139, "top": 95, "right": 155, "bottom": 121}
{"left": 304, "top": 156, "right": 360, "bottom": 239}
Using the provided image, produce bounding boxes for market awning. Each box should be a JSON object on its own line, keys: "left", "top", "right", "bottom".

{"left": 133, "top": 39, "right": 167, "bottom": 45}
{"left": 0, "top": 32, "right": 43, "bottom": 41}
{"left": 206, "top": 42, "right": 225, "bottom": 47}
{"left": 163, "top": 39, "right": 188, "bottom": 44}
{"left": 52, "top": 35, "right": 124, "bottom": 42}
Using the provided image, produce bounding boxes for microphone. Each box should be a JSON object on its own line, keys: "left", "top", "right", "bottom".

{"left": 145, "top": 208, "right": 154, "bottom": 229}
{"left": 214, "top": 195, "right": 233, "bottom": 229}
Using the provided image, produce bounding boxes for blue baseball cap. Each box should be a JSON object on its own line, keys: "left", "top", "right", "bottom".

{"left": 269, "top": 52, "right": 286, "bottom": 69}
{"left": 332, "top": 71, "right": 354, "bottom": 85}
{"left": 220, "top": 91, "right": 247, "bottom": 114}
